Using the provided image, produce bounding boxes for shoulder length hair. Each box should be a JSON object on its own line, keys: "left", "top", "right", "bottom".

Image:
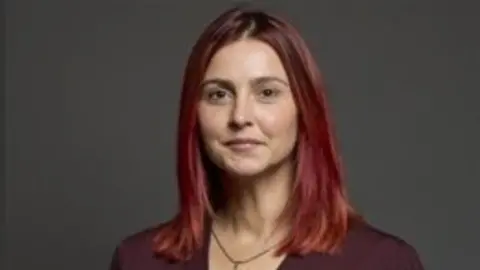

{"left": 153, "top": 5, "right": 359, "bottom": 261}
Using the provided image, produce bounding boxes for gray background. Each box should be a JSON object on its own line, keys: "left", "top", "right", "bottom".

{"left": 4, "top": 0, "right": 479, "bottom": 269}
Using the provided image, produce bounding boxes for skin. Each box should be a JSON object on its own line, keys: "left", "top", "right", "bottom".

{"left": 197, "top": 38, "right": 298, "bottom": 270}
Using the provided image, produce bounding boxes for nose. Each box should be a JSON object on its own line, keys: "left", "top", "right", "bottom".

{"left": 229, "top": 95, "right": 253, "bottom": 130}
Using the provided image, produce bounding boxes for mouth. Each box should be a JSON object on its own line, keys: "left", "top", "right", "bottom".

{"left": 223, "top": 138, "right": 264, "bottom": 151}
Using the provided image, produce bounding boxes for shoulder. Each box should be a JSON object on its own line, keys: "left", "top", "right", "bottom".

{"left": 109, "top": 225, "right": 176, "bottom": 270}
{"left": 341, "top": 221, "right": 424, "bottom": 269}
{"left": 116, "top": 225, "right": 158, "bottom": 256}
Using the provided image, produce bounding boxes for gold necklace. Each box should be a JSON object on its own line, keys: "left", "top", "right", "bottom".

{"left": 211, "top": 230, "right": 279, "bottom": 270}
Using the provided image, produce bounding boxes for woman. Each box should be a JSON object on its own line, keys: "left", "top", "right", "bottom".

{"left": 110, "top": 5, "right": 424, "bottom": 270}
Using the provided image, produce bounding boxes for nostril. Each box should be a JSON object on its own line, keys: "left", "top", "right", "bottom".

{"left": 228, "top": 118, "right": 252, "bottom": 130}
{"left": 228, "top": 120, "right": 244, "bottom": 130}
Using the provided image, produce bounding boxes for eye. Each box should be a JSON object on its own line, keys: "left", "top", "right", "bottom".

{"left": 204, "top": 88, "right": 233, "bottom": 104}
{"left": 258, "top": 88, "right": 280, "bottom": 99}
{"left": 207, "top": 90, "right": 227, "bottom": 100}
{"left": 262, "top": 89, "right": 274, "bottom": 96}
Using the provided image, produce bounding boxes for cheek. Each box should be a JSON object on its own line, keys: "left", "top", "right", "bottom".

{"left": 197, "top": 106, "right": 227, "bottom": 142}
{"left": 256, "top": 104, "right": 298, "bottom": 138}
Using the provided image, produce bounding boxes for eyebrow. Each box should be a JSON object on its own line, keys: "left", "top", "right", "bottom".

{"left": 200, "top": 76, "right": 290, "bottom": 89}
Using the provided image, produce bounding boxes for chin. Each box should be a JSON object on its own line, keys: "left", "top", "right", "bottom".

{"left": 222, "top": 162, "right": 268, "bottom": 177}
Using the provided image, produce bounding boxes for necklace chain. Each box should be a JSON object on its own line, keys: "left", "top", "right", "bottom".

{"left": 211, "top": 229, "right": 279, "bottom": 270}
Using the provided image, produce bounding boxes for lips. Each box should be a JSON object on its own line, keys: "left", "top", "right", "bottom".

{"left": 223, "top": 138, "right": 264, "bottom": 150}
{"left": 225, "top": 138, "right": 262, "bottom": 145}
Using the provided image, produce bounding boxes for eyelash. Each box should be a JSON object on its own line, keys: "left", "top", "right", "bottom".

{"left": 207, "top": 90, "right": 228, "bottom": 100}
{"left": 205, "top": 88, "right": 281, "bottom": 102}
{"left": 258, "top": 88, "right": 279, "bottom": 98}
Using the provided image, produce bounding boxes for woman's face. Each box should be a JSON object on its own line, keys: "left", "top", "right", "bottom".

{"left": 197, "top": 39, "right": 298, "bottom": 177}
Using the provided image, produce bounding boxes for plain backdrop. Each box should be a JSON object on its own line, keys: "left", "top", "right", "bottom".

{"left": 4, "top": 0, "right": 479, "bottom": 269}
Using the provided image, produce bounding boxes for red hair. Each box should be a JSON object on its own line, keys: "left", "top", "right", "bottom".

{"left": 153, "top": 5, "right": 359, "bottom": 261}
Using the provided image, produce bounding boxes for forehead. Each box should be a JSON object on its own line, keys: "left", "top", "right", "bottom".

{"left": 203, "top": 39, "right": 289, "bottom": 83}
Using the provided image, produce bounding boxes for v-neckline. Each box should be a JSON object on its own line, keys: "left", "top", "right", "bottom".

{"left": 184, "top": 218, "right": 292, "bottom": 270}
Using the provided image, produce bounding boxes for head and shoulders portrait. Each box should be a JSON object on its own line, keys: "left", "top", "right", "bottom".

{"left": 109, "top": 4, "right": 424, "bottom": 270}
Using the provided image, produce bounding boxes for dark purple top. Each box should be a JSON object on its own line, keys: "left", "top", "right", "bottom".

{"left": 109, "top": 220, "right": 424, "bottom": 270}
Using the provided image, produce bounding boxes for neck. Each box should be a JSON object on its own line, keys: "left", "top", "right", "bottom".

{"left": 215, "top": 161, "right": 294, "bottom": 242}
